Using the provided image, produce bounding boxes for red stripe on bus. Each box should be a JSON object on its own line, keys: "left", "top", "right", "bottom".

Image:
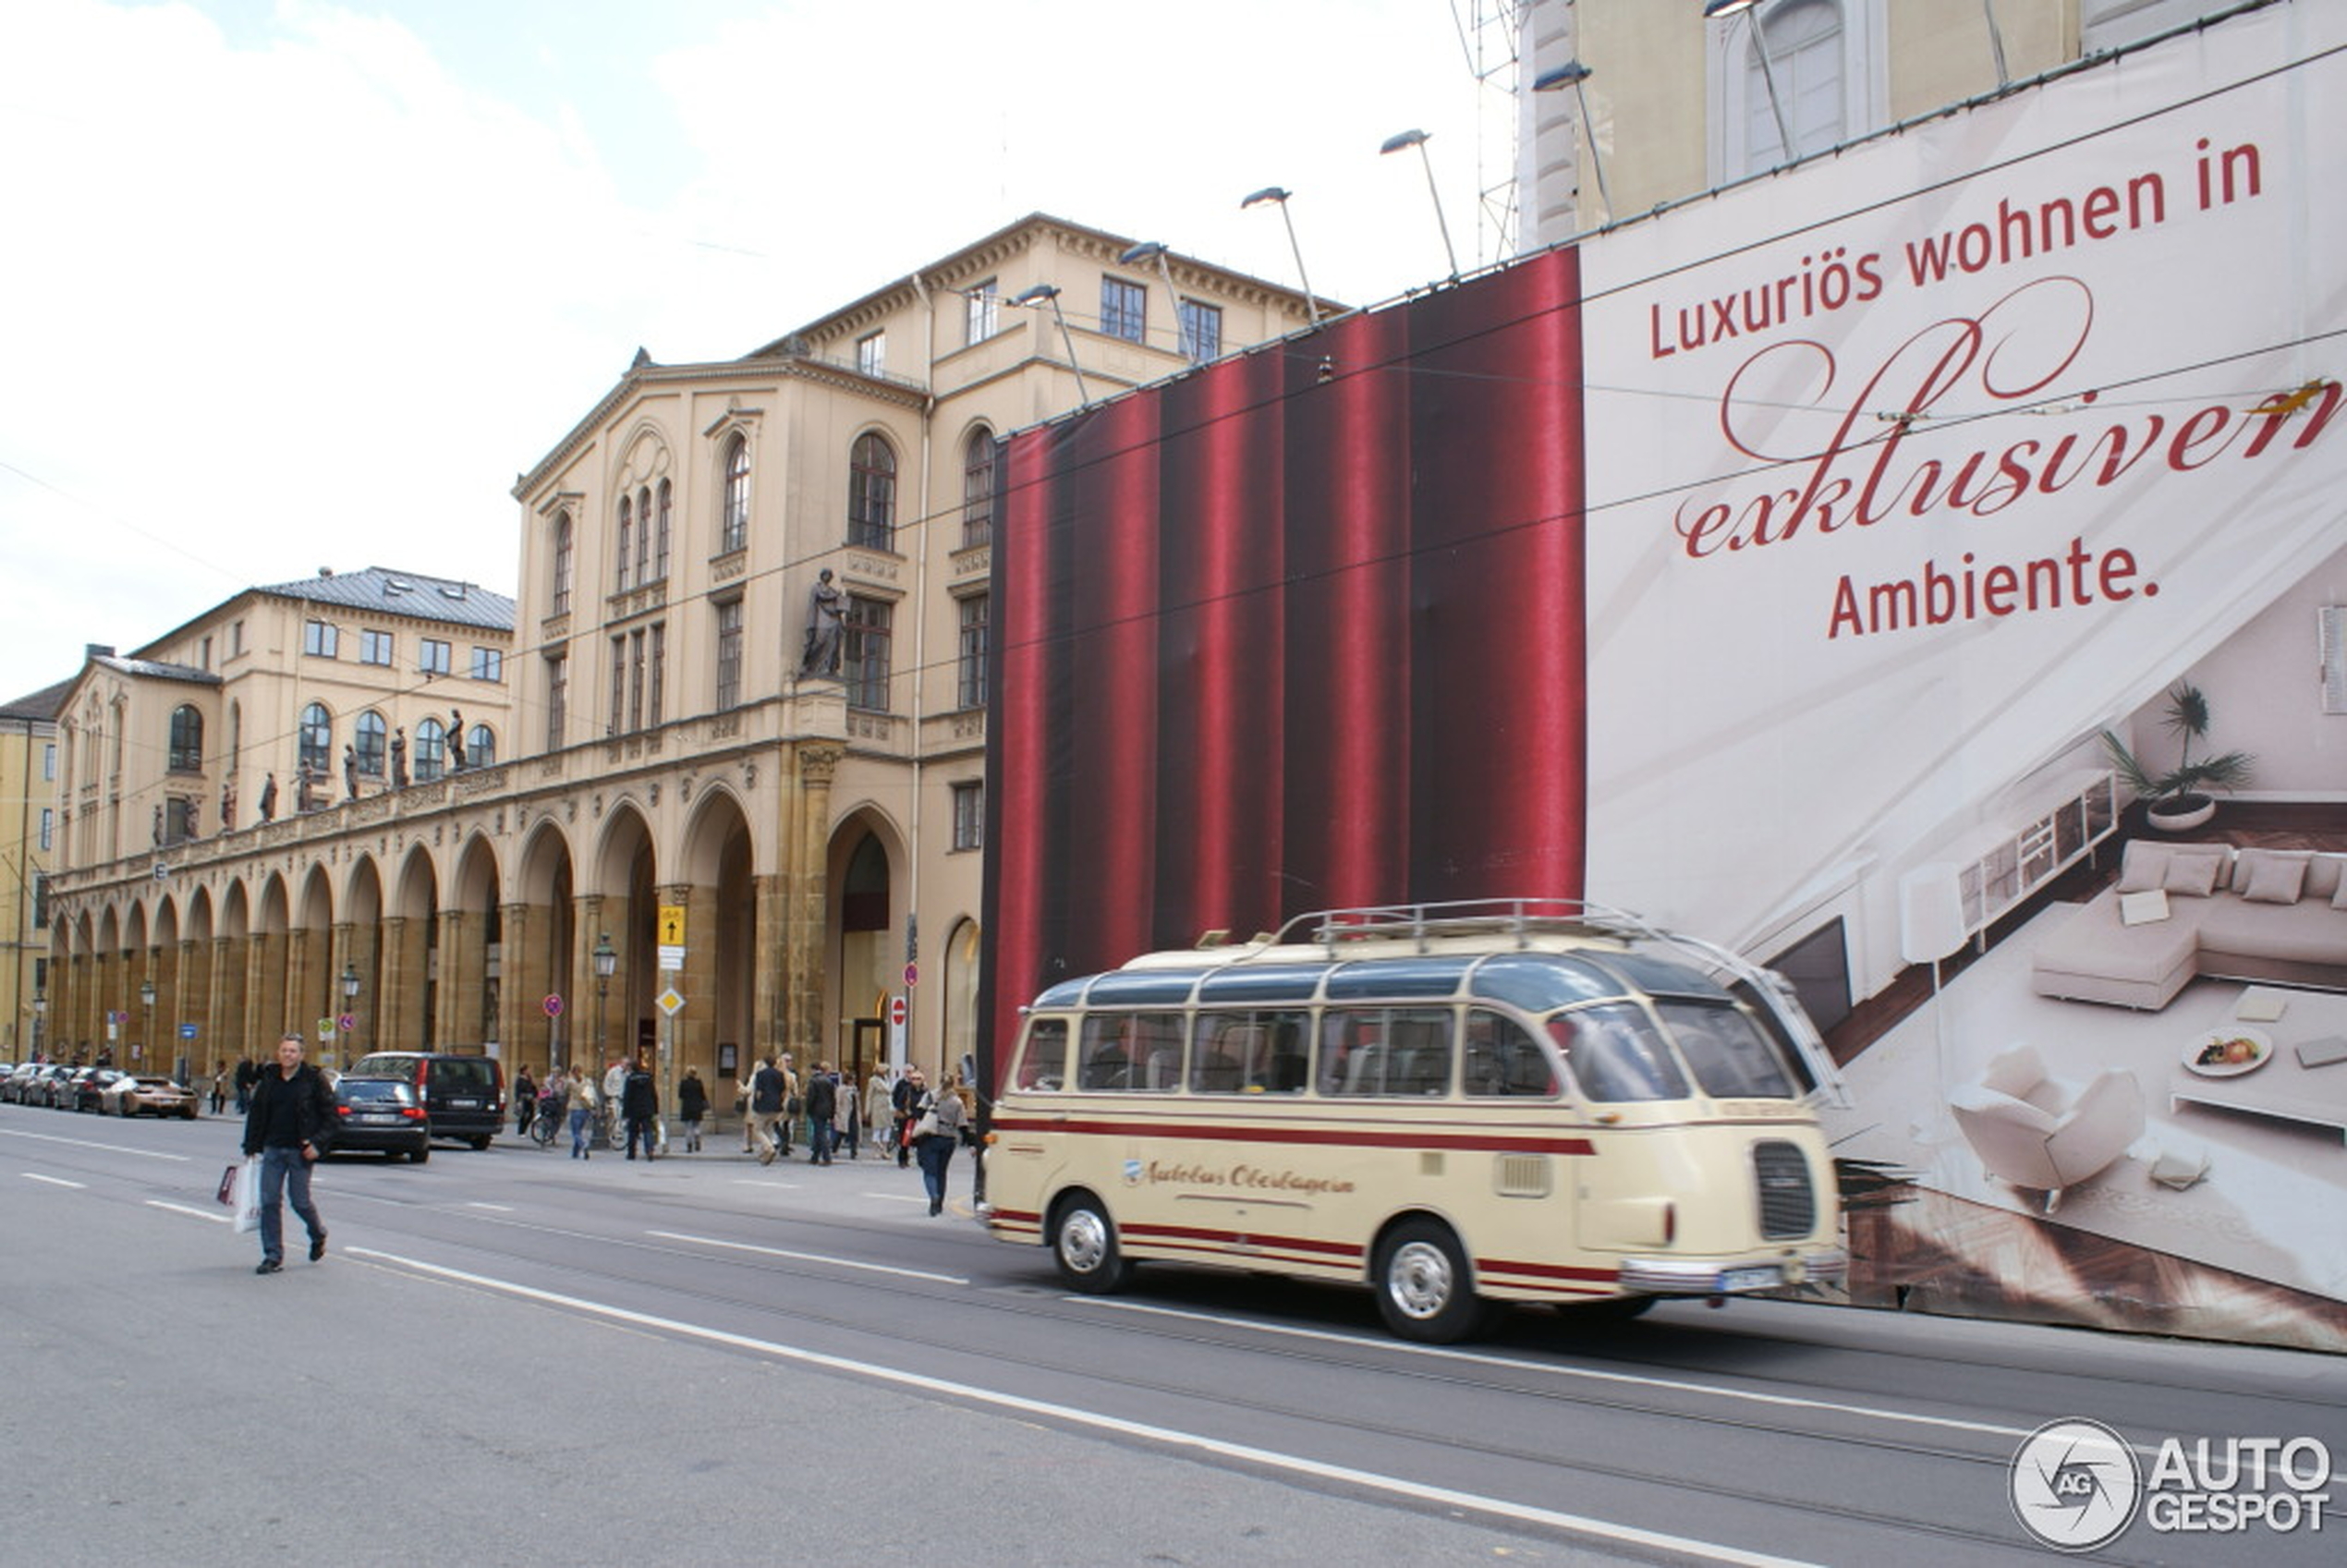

{"left": 1124, "top": 1222, "right": 1365, "bottom": 1260}
{"left": 988, "top": 1117, "right": 1595, "bottom": 1156}
{"left": 1476, "top": 1258, "right": 1620, "bottom": 1283}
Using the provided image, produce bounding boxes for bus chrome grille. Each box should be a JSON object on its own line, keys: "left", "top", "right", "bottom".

{"left": 1751, "top": 1140, "right": 1814, "bottom": 1239}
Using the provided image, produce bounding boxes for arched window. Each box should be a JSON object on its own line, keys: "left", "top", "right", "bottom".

{"left": 615, "top": 494, "right": 634, "bottom": 591}
{"left": 298, "top": 703, "right": 332, "bottom": 775}
{"left": 167, "top": 705, "right": 203, "bottom": 772}
{"left": 355, "top": 711, "right": 387, "bottom": 776}
{"left": 467, "top": 724, "right": 496, "bottom": 768}
{"left": 654, "top": 479, "right": 672, "bottom": 580}
{"left": 961, "top": 427, "right": 996, "bottom": 548}
{"left": 553, "top": 511, "right": 575, "bottom": 616}
{"left": 414, "top": 718, "right": 447, "bottom": 782}
{"left": 1740, "top": 0, "right": 1845, "bottom": 172}
{"left": 843, "top": 833, "right": 890, "bottom": 931}
{"left": 636, "top": 486, "right": 653, "bottom": 582}
{"left": 720, "top": 433, "right": 750, "bottom": 553}
{"left": 848, "top": 432, "right": 897, "bottom": 551}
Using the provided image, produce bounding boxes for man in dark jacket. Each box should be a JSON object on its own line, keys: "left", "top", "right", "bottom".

{"left": 240, "top": 1033, "right": 336, "bottom": 1274}
{"left": 233, "top": 1054, "right": 258, "bottom": 1113}
{"left": 621, "top": 1055, "right": 660, "bottom": 1161}
{"left": 805, "top": 1064, "right": 837, "bottom": 1165}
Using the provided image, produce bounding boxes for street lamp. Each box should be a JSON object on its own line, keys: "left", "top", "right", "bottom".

{"left": 1117, "top": 240, "right": 1193, "bottom": 359}
{"left": 1009, "top": 284, "right": 1093, "bottom": 407}
{"left": 31, "top": 991, "right": 45, "bottom": 1063}
{"left": 1239, "top": 187, "right": 1324, "bottom": 327}
{"left": 1531, "top": 60, "right": 1613, "bottom": 227}
{"left": 1706, "top": 0, "right": 1795, "bottom": 167}
{"left": 341, "top": 963, "right": 361, "bottom": 1058}
{"left": 592, "top": 933, "right": 616, "bottom": 1067}
{"left": 1378, "top": 128, "right": 1460, "bottom": 281}
{"left": 138, "top": 978, "right": 154, "bottom": 1066}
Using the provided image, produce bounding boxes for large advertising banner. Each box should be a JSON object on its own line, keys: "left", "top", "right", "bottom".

{"left": 1577, "top": 2, "right": 2347, "bottom": 1348}
{"left": 986, "top": 2, "right": 2347, "bottom": 1348}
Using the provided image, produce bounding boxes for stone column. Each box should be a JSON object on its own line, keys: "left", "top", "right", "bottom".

{"left": 432, "top": 909, "right": 468, "bottom": 1047}
{"left": 209, "top": 935, "right": 243, "bottom": 1064}
{"left": 571, "top": 894, "right": 607, "bottom": 1069}
{"left": 285, "top": 926, "right": 317, "bottom": 1049}
{"left": 176, "top": 937, "right": 209, "bottom": 1079}
{"left": 498, "top": 901, "right": 540, "bottom": 1075}
{"left": 780, "top": 743, "right": 841, "bottom": 1070}
{"left": 249, "top": 930, "right": 287, "bottom": 1045}
{"left": 378, "top": 917, "right": 421, "bottom": 1050}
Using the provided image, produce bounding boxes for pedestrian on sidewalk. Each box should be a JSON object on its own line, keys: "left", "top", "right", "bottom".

{"left": 913, "top": 1070, "right": 968, "bottom": 1215}
{"left": 622, "top": 1055, "right": 660, "bottom": 1160}
{"left": 865, "top": 1064, "right": 894, "bottom": 1159}
{"left": 513, "top": 1065, "right": 537, "bottom": 1136}
{"left": 677, "top": 1066, "right": 708, "bottom": 1152}
{"left": 566, "top": 1064, "right": 600, "bottom": 1159}
{"left": 891, "top": 1066, "right": 924, "bottom": 1169}
{"left": 241, "top": 1032, "right": 335, "bottom": 1272}
{"left": 748, "top": 1056, "right": 785, "bottom": 1165}
{"left": 805, "top": 1064, "right": 837, "bottom": 1164}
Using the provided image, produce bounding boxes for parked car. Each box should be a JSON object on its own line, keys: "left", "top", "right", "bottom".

{"left": 26, "top": 1064, "right": 79, "bottom": 1106}
{"left": 1, "top": 1062, "right": 45, "bottom": 1102}
{"left": 103, "top": 1074, "right": 198, "bottom": 1119}
{"left": 343, "top": 1051, "right": 505, "bottom": 1149}
{"left": 329, "top": 1075, "right": 431, "bottom": 1161}
{"left": 68, "top": 1067, "right": 125, "bottom": 1112}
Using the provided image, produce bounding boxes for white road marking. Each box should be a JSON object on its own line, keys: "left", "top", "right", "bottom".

{"left": 644, "top": 1230, "right": 967, "bottom": 1284}
{"left": 731, "top": 1178, "right": 803, "bottom": 1188}
{"left": 147, "top": 1199, "right": 230, "bottom": 1223}
{"left": 344, "top": 1245, "right": 1812, "bottom": 1567}
{"left": 1083, "top": 1298, "right": 2043, "bottom": 1443}
{"left": 0, "top": 1127, "right": 191, "bottom": 1161}
{"left": 466, "top": 1202, "right": 515, "bottom": 1211}
{"left": 22, "top": 1173, "right": 86, "bottom": 1188}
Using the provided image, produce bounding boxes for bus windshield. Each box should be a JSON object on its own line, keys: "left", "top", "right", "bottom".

{"left": 1654, "top": 999, "right": 1800, "bottom": 1099}
{"left": 1547, "top": 1003, "right": 1689, "bottom": 1102}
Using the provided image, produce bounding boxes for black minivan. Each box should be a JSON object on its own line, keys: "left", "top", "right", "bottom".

{"left": 344, "top": 1051, "right": 505, "bottom": 1148}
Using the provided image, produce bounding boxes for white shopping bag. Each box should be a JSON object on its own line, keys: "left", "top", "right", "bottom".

{"left": 232, "top": 1155, "right": 261, "bottom": 1234}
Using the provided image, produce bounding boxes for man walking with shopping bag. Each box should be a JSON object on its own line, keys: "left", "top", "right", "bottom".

{"left": 241, "top": 1032, "right": 336, "bottom": 1274}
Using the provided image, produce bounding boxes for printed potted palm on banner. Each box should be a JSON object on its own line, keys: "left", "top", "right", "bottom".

{"left": 982, "top": 249, "right": 1590, "bottom": 1064}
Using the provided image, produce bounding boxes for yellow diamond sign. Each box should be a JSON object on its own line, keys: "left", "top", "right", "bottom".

{"left": 656, "top": 987, "right": 686, "bottom": 1017}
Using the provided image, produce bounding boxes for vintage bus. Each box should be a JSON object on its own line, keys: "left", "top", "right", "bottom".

{"left": 983, "top": 899, "right": 1849, "bottom": 1342}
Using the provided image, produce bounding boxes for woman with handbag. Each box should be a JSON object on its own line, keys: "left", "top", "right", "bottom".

{"left": 912, "top": 1071, "right": 968, "bottom": 1216}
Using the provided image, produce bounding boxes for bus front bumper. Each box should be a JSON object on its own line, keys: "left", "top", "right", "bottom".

{"left": 1615, "top": 1246, "right": 1847, "bottom": 1296}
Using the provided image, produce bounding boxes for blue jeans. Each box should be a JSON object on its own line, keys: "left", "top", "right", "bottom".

{"left": 917, "top": 1135, "right": 955, "bottom": 1209}
{"left": 808, "top": 1121, "right": 833, "bottom": 1161}
{"left": 626, "top": 1116, "right": 657, "bottom": 1159}
{"left": 258, "top": 1144, "right": 322, "bottom": 1263}
{"left": 569, "top": 1106, "right": 593, "bottom": 1156}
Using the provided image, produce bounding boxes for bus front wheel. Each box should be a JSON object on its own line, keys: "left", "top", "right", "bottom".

{"left": 1052, "top": 1193, "right": 1134, "bottom": 1294}
{"left": 1375, "top": 1219, "right": 1487, "bottom": 1343}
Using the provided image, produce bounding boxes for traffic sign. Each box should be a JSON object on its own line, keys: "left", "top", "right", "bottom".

{"left": 178, "top": 1023, "right": 198, "bottom": 1040}
{"left": 904, "top": 961, "right": 918, "bottom": 989}
{"left": 888, "top": 995, "right": 906, "bottom": 1027}
{"left": 656, "top": 988, "right": 685, "bottom": 1017}
{"left": 658, "top": 944, "right": 686, "bottom": 972}
{"left": 543, "top": 993, "right": 564, "bottom": 1017}
{"left": 658, "top": 905, "right": 687, "bottom": 945}
{"left": 337, "top": 1014, "right": 356, "bottom": 1032}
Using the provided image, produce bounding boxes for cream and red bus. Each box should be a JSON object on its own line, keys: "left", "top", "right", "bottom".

{"left": 983, "top": 899, "right": 1848, "bottom": 1343}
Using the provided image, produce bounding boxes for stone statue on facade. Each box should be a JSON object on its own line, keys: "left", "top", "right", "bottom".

{"left": 258, "top": 772, "right": 277, "bottom": 823}
{"left": 391, "top": 728, "right": 408, "bottom": 788}
{"left": 344, "top": 743, "right": 360, "bottom": 800}
{"left": 799, "top": 568, "right": 845, "bottom": 677}
{"left": 447, "top": 710, "right": 466, "bottom": 771}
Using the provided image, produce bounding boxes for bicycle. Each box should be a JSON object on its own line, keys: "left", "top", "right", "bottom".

{"left": 529, "top": 1098, "right": 564, "bottom": 1149}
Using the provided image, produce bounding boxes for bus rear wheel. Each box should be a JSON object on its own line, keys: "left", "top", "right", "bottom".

{"left": 1052, "top": 1193, "right": 1134, "bottom": 1294}
{"left": 1375, "top": 1219, "right": 1487, "bottom": 1343}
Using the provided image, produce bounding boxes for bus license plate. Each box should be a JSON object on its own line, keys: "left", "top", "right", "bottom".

{"left": 1720, "top": 1266, "right": 1782, "bottom": 1293}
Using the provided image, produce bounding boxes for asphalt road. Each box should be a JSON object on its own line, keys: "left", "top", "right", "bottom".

{"left": 5, "top": 1104, "right": 2342, "bottom": 1567}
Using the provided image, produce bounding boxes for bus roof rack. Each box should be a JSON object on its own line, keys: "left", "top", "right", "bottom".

{"left": 1278, "top": 897, "right": 1651, "bottom": 954}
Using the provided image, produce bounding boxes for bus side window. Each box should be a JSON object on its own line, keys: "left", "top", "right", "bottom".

{"left": 1190, "top": 1016, "right": 1246, "bottom": 1093}
{"left": 1319, "top": 1012, "right": 1377, "bottom": 1096}
{"left": 1012, "top": 1017, "right": 1070, "bottom": 1092}
{"left": 1385, "top": 1012, "right": 1453, "bottom": 1096}
{"left": 1131, "top": 1014, "right": 1184, "bottom": 1092}
{"left": 1465, "top": 1010, "right": 1560, "bottom": 1098}
{"left": 1079, "top": 1015, "right": 1135, "bottom": 1091}
{"left": 1265, "top": 1015, "right": 1309, "bottom": 1093}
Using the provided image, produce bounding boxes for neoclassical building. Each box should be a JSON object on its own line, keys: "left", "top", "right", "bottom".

{"left": 43, "top": 213, "right": 1319, "bottom": 1108}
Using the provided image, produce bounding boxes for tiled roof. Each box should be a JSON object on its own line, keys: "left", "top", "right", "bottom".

{"left": 255, "top": 565, "right": 516, "bottom": 633}
{"left": 0, "top": 676, "right": 74, "bottom": 720}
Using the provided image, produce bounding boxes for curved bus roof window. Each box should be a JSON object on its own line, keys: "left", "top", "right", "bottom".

{"left": 1596, "top": 951, "right": 1734, "bottom": 1002}
{"left": 1030, "top": 978, "right": 1089, "bottom": 1010}
{"left": 1086, "top": 969, "right": 1206, "bottom": 1006}
{"left": 1325, "top": 957, "right": 1468, "bottom": 1000}
{"left": 1467, "top": 952, "right": 1629, "bottom": 1013}
{"left": 1196, "top": 964, "right": 1324, "bottom": 1003}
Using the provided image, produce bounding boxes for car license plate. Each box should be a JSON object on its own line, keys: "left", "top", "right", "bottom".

{"left": 1719, "top": 1266, "right": 1782, "bottom": 1293}
{"left": 448, "top": 1099, "right": 480, "bottom": 1110}
{"left": 358, "top": 1113, "right": 399, "bottom": 1125}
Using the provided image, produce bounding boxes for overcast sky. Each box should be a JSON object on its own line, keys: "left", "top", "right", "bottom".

{"left": 0, "top": 0, "right": 1518, "bottom": 703}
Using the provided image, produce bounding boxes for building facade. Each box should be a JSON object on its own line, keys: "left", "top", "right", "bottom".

{"left": 43, "top": 213, "right": 1318, "bottom": 1112}
{"left": 1520, "top": 0, "right": 2221, "bottom": 246}
{"left": 1, "top": 680, "right": 67, "bottom": 1063}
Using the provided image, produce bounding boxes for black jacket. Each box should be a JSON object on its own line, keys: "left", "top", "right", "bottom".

{"left": 805, "top": 1073, "right": 836, "bottom": 1121}
{"left": 621, "top": 1067, "right": 658, "bottom": 1120}
{"left": 241, "top": 1064, "right": 337, "bottom": 1158}
{"left": 677, "top": 1075, "right": 709, "bottom": 1119}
